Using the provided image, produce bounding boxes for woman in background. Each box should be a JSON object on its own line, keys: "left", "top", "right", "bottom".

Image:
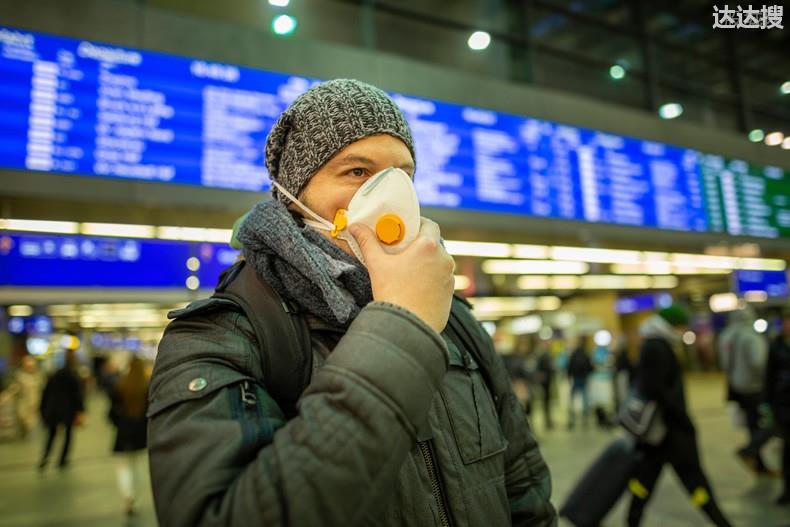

{"left": 110, "top": 356, "right": 150, "bottom": 517}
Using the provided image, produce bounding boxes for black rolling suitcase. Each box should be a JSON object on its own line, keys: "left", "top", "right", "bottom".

{"left": 559, "top": 437, "right": 640, "bottom": 527}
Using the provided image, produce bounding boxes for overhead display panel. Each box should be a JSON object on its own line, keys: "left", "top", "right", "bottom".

{"left": 699, "top": 155, "right": 790, "bottom": 239}
{"left": 0, "top": 26, "right": 786, "bottom": 238}
{"left": 0, "top": 232, "right": 239, "bottom": 288}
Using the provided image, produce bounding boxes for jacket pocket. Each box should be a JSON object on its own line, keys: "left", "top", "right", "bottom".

{"left": 440, "top": 338, "right": 507, "bottom": 465}
{"left": 147, "top": 362, "right": 252, "bottom": 419}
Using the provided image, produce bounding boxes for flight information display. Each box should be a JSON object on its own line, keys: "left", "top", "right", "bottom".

{"left": 0, "top": 25, "right": 786, "bottom": 237}
{"left": 700, "top": 154, "right": 790, "bottom": 239}
{"left": 0, "top": 232, "right": 239, "bottom": 288}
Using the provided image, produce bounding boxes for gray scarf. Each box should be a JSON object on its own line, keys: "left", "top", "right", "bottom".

{"left": 236, "top": 199, "right": 373, "bottom": 328}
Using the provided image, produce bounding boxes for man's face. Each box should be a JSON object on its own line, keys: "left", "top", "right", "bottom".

{"left": 294, "top": 134, "right": 415, "bottom": 257}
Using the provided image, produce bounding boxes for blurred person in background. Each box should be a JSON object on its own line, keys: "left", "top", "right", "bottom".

{"left": 567, "top": 335, "right": 593, "bottom": 429}
{"left": 613, "top": 335, "right": 635, "bottom": 411}
{"left": 718, "top": 306, "right": 770, "bottom": 474}
{"left": 13, "top": 355, "right": 43, "bottom": 438}
{"left": 627, "top": 306, "right": 732, "bottom": 527}
{"left": 38, "top": 348, "right": 85, "bottom": 471}
{"left": 535, "top": 338, "right": 555, "bottom": 430}
{"left": 110, "top": 355, "right": 150, "bottom": 516}
{"left": 590, "top": 339, "right": 615, "bottom": 429}
{"left": 765, "top": 307, "right": 790, "bottom": 505}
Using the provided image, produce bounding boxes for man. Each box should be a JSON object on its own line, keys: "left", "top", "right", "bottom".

{"left": 718, "top": 307, "right": 770, "bottom": 473}
{"left": 39, "top": 349, "right": 84, "bottom": 471}
{"left": 765, "top": 307, "right": 790, "bottom": 505}
{"left": 147, "top": 79, "right": 556, "bottom": 526}
{"left": 627, "top": 306, "right": 731, "bottom": 527}
{"left": 566, "top": 336, "right": 592, "bottom": 429}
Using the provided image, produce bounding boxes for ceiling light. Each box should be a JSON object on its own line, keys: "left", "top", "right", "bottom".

{"left": 482, "top": 260, "right": 589, "bottom": 275}
{"left": 736, "top": 257, "right": 786, "bottom": 271}
{"left": 272, "top": 14, "right": 297, "bottom": 36}
{"left": 748, "top": 129, "right": 765, "bottom": 142}
{"left": 551, "top": 246, "right": 642, "bottom": 264}
{"left": 611, "top": 262, "right": 673, "bottom": 275}
{"left": 454, "top": 275, "right": 471, "bottom": 290}
{"left": 682, "top": 331, "right": 696, "bottom": 345}
{"left": 468, "top": 31, "right": 491, "bottom": 51}
{"left": 551, "top": 276, "right": 580, "bottom": 289}
{"left": 753, "top": 319, "right": 768, "bottom": 333}
{"left": 268, "top": 0, "right": 289, "bottom": 6}
{"left": 444, "top": 240, "right": 511, "bottom": 257}
{"left": 780, "top": 81, "right": 790, "bottom": 95}
{"left": 517, "top": 276, "right": 549, "bottom": 290}
{"left": 743, "top": 290, "right": 768, "bottom": 303}
{"left": 594, "top": 330, "right": 612, "bottom": 347}
{"left": 709, "top": 292, "right": 739, "bottom": 313}
{"left": 510, "top": 315, "right": 542, "bottom": 335}
{"left": 609, "top": 64, "right": 625, "bottom": 80}
{"left": 81, "top": 222, "right": 156, "bottom": 238}
{"left": 0, "top": 218, "right": 79, "bottom": 234}
{"left": 157, "top": 226, "right": 232, "bottom": 243}
{"left": 512, "top": 244, "right": 550, "bottom": 259}
{"left": 651, "top": 276, "right": 679, "bottom": 289}
{"left": 658, "top": 103, "right": 683, "bottom": 119}
{"left": 765, "top": 131, "right": 784, "bottom": 146}
{"left": 8, "top": 305, "right": 34, "bottom": 317}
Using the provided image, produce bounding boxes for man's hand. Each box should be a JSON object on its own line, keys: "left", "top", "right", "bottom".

{"left": 350, "top": 218, "right": 455, "bottom": 333}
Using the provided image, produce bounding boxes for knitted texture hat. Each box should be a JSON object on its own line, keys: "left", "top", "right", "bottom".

{"left": 658, "top": 305, "right": 690, "bottom": 327}
{"left": 265, "top": 79, "right": 415, "bottom": 203}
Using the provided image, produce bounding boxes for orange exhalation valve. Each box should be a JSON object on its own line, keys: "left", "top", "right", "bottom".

{"left": 375, "top": 214, "right": 405, "bottom": 245}
{"left": 331, "top": 209, "right": 348, "bottom": 238}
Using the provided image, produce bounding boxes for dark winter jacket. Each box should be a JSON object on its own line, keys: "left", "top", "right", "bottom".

{"left": 634, "top": 315, "right": 695, "bottom": 438}
{"left": 40, "top": 366, "right": 84, "bottom": 427}
{"left": 566, "top": 348, "right": 592, "bottom": 381}
{"left": 147, "top": 297, "right": 556, "bottom": 527}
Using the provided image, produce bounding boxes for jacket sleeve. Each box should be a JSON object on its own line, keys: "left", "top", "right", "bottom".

{"left": 147, "top": 302, "right": 448, "bottom": 527}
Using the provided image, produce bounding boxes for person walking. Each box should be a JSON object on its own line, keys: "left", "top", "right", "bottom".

{"left": 110, "top": 356, "right": 150, "bottom": 516}
{"left": 765, "top": 307, "right": 790, "bottom": 505}
{"left": 38, "top": 349, "right": 84, "bottom": 471}
{"left": 536, "top": 340, "right": 555, "bottom": 430}
{"left": 567, "top": 336, "right": 593, "bottom": 429}
{"left": 718, "top": 306, "right": 770, "bottom": 473}
{"left": 13, "top": 355, "right": 43, "bottom": 438}
{"left": 627, "top": 306, "right": 732, "bottom": 527}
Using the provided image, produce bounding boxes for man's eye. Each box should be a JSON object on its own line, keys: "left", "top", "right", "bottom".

{"left": 349, "top": 168, "right": 367, "bottom": 177}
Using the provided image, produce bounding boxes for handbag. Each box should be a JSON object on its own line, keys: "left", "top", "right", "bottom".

{"left": 618, "top": 390, "right": 666, "bottom": 446}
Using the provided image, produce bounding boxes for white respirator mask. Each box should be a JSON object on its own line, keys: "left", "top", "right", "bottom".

{"left": 272, "top": 167, "right": 421, "bottom": 265}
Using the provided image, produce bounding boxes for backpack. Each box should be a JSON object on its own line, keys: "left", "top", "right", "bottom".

{"left": 212, "top": 260, "right": 504, "bottom": 417}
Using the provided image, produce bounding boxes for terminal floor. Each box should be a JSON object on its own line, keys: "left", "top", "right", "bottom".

{"left": 0, "top": 373, "right": 786, "bottom": 526}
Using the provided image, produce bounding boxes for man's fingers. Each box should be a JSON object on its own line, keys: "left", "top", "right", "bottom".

{"left": 349, "top": 223, "right": 384, "bottom": 260}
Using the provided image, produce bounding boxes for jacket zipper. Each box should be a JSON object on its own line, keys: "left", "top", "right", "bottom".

{"left": 240, "top": 380, "right": 257, "bottom": 408}
{"left": 418, "top": 440, "right": 451, "bottom": 527}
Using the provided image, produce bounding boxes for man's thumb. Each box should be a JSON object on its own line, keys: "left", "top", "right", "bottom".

{"left": 348, "top": 223, "right": 383, "bottom": 259}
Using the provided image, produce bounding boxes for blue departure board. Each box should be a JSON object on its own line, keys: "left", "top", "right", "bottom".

{"left": 0, "top": 232, "right": 240, "bottom": 288}
{"left": 2, "top": 24, "right": 777, "bottom": 235}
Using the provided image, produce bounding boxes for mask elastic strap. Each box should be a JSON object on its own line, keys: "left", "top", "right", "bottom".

{"left": 271, "top": 180, "right": 334, "bottom": 230}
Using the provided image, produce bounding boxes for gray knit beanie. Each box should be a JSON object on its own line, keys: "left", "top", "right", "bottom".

{"left": 265, "top": 79, "right": 415, "bottom": 203}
